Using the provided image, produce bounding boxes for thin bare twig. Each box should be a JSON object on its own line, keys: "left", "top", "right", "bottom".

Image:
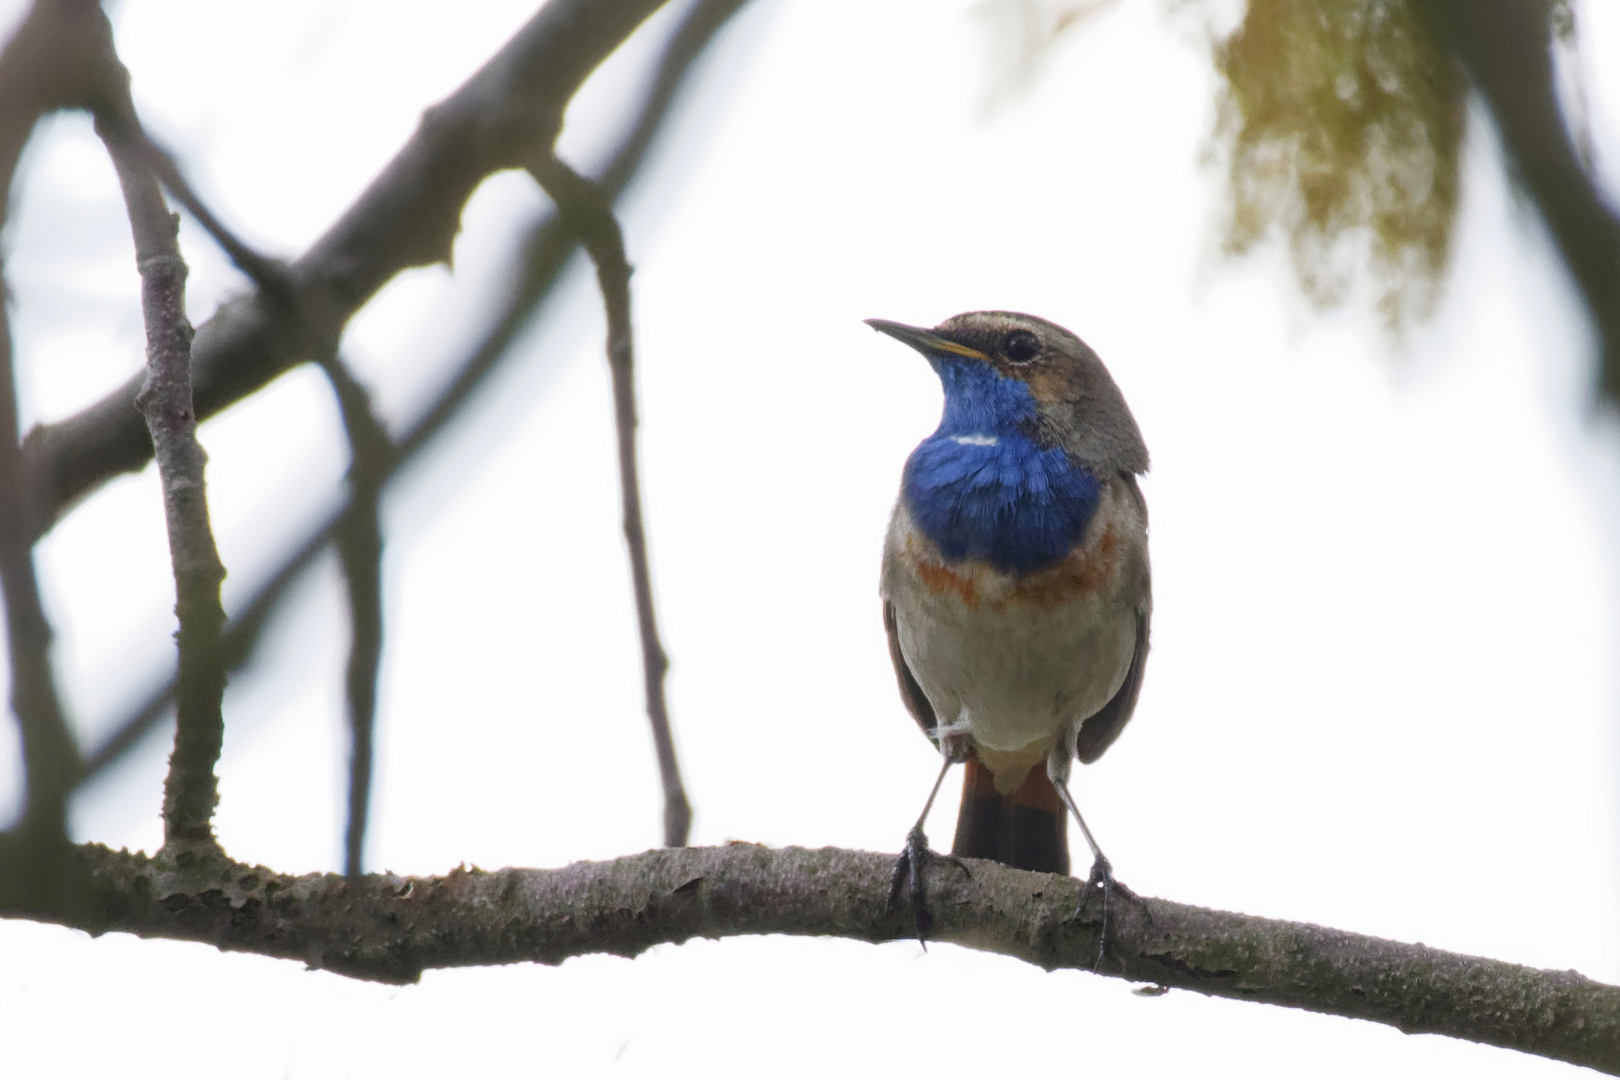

{"left": 334, "top": 487, "right": 384, "bottom": 879}
{"left": 125, "top": 133, "right": 298, "bottom": 309}
{"left": 8, "top": 842, "right": 1620, "bottom": 1074}
{"left": 114, "top": 103, "right": 393, "bottom": 875}
{"left": 72, "top": 0, "right": 755, "bottom": 803}
{"left": 531, "top": 154, "right": 690, "bottom": 847}
{"left": 85, "top": 46, "right": 403, "bottom": 876}
{"left": 76, "top": 520, "right": 332, "bottom": 784}
{"left": 92, "top": 28, "right": 228, "bottom": 851}
{"left": 13, "top": 6, "right": 713, "bottom": 855}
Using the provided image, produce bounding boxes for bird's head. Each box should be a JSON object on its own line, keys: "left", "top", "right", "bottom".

{"left": 866, "top": 311, "right": 1147, "bottom": 476}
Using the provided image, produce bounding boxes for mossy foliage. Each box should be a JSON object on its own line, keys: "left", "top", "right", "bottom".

{"left": 1210, "top": 0, "right": 1466, "bottom": 331}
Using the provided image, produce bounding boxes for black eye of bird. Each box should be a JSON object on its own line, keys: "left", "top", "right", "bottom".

{"left": 1003, "top": 329, "right": 1039, "bottom": 362}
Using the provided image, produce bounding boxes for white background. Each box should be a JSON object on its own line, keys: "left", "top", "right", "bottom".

{"left": 2, "top": 1, "right": 1620, "bottom": 1077}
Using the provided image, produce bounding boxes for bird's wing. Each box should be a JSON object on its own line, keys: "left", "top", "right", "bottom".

{"left": 1075, "top": 473, "right": 1150, "bottom": 764}
{"left": 883, "top": 599, "right": 939, "bottom": 743}
{"left": 1075, "top": 606, "right": 1149, "bottom": 764}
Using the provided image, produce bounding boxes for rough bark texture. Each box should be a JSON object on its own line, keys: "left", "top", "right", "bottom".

{"left": 6, "top": 843, "right": 1617, "bottom": 1073}
{"left": 92, "top": 20, "right": 229, "bottom": 848}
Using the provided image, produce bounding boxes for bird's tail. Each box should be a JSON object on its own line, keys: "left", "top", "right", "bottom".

{"left": 951, "top": 756, "right": 1070, "bottom": 874}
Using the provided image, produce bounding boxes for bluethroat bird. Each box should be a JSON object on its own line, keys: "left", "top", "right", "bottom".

{"left": 868, "top": 311, "right": 1150, "bottom": 946}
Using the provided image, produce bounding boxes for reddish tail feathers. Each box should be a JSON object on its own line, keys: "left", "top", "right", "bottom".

{"left": 951, "top": 756, "right": 1070, "bottom": 874}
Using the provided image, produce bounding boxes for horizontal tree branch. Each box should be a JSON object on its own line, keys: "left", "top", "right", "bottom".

{"left": 16, "top": 0, "right": 670, "bottom": 536}
{"left": 4, "top": 843, "right": 1617, "bottom": 1073}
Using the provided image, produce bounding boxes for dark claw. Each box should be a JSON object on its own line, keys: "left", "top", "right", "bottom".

{"left": 888, "top": 826, "right": 971, "bottom": 946}
{"left": 1074, "top": 854, "right": 1115, "bottom": 970}
{"left": 888, "top": 825, "right": 934, "bottom": 944}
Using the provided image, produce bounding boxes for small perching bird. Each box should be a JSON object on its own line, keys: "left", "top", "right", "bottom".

{"left": 869, "top": 311, "right": 1151, "bottom": 944}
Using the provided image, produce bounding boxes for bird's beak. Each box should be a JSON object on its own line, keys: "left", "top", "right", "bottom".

{"left": 865, "top": 318, "right": 989, "bottom": 360}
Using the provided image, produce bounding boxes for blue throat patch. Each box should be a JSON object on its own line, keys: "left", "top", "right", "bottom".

{"left": 902, "top": 358, "right": 1101, "bottom": 575}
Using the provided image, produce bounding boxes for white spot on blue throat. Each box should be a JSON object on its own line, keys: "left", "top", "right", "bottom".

{"left": 902, "top": 357, "right": 1102, "bottom": 574}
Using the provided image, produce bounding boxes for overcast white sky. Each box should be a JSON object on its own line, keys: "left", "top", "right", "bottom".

{"left": 4, "top": 1, "right": 1620, "bottom": 1077}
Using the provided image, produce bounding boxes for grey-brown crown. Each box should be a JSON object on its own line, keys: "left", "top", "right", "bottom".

{"left": 928, "top": 311, "right": 1149, "bottom": 476}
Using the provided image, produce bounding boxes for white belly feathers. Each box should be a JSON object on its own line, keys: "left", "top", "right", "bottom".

{"left": 881, "top": 480, "right": 1142, "bottom": 756}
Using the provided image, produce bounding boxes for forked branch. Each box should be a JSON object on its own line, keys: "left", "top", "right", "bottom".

{"left": 18, "top": 0, "right": 673, "bottom": 537}
{"left": 67, "top": 0, "right": 753, "bottom": 829}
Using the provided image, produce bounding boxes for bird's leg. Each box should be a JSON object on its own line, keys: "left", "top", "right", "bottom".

{"left": 1049, "top": 752, "right": 1113, "bottom": 970}
{"left": 889, "top": 735, "right": 971, "bottom": 945}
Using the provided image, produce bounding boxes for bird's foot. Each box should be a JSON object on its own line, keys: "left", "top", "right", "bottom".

{"left": 888, "top": 825, "right": 970, "bottom": 946}
{"left": 1074, "top": 854, "right": 1115, "bottom": 970}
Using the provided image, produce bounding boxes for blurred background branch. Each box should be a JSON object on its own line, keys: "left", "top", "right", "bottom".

{"left": 1, "top": 0, "right": 750, "bottom": 886}
{"left": 0, "top": 0, "right": 118, "bottom": 902}
{"left": 1416, "top": 0, "right": 1620, "bottom": 405}
{"left": 63, "top": 0, "right": 751, "bottom": 868}
{"left": 318, "top": 354, "right": 392, "bottom": 878}
{"left": 16, "top": 0, "right": 674, "bottom": 536}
